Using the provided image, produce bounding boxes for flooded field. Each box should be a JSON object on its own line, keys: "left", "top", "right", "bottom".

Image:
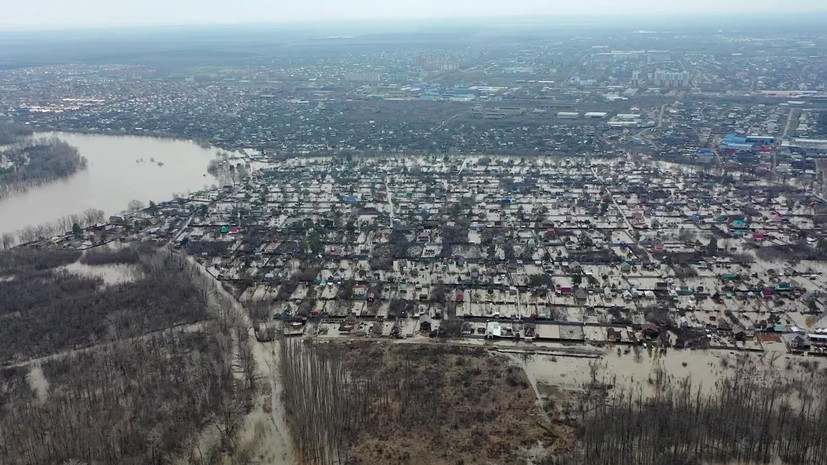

{"left": 60, "top": 260, "right": 142, "bottom": 286}
{"left": 521, "top": 343, "right": 827, "bottom": 397}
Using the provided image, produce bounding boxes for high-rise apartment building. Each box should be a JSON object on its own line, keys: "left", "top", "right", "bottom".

{"left": 654, "top": 70, "right": 689, "bottom": 88}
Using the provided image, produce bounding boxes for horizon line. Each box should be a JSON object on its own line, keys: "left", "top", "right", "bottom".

{"left": 2, "top": 11, "right": 827, "bottom": 34}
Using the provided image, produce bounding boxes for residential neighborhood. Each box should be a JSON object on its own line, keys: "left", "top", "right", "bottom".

{"left": 38, "top": 151, "right": 827, "bottom": 358}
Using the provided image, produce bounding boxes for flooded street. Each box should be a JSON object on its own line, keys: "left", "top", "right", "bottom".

{"left": 0, "top": 132, "right": 224, "bottom": 235}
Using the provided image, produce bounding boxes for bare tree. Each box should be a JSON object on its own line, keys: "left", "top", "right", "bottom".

{"left": 34, "top": 223, "right": 52, "bottom": 239}
{"left": 17, "top": 225, "right": 37, "bottom": 243}
{"left": 83, "top": 208, "right": 104, "bottom": 225}
{"left": 128, "top": 200, "right": 146, "bottom": 213}
{"left": 56, "top": 215, "right": 72, "bottom": 233}
{"left": 1, "top": 232, "right": 14, "bottom": 250}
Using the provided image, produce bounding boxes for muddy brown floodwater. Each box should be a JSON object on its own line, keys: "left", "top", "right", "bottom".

{"left": 0, "top": 132, "right": 226, "bottom": 235}
{"left": 523, "top": 344, "right": 825, "bottom": 397}
{"left": 60, "top": 261, "right": 142, "bottom": 286}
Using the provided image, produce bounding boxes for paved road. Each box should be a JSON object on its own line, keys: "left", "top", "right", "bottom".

{"left": 385, "top": 176, "right": 395, "bottom": 227}
{"left": 783, "top": 108, "right": 800, "bottom": 137}
{"left": 432, "top": 113, "right": 461, "bottom": 133}
{"left": 658, "top": 103, "right": 667, "bottom": 128}
{"left": 591, "top": 166, "right": 635, "bottom": 232}
{"left": 458, "top": 156, "right": 469, "bottom": 175}
{"left": 170, "top": 213, "right": 196, "bottom": 245}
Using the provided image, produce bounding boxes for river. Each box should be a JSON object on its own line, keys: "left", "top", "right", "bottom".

{"left": 0, "top": 132, "right": 225, "bottom": 236}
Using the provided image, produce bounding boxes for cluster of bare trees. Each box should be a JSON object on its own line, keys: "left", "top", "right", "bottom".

{"left": 0, "top": 122, "right": 32, "bottom": 145}
{"left": 0, "top": 243, "right": 256, "bottom": 465}
{"left": 0, "top": 330, "right": 234, "bottom": 465}
{"left": 577, "top": 366, "right": 827, "bottom": 465}
{"left": 0, "top": 244, "right": 211, "bottom": 363}
{"left": 0, "top": 138, "right": 87, "bottom": 199}
{"left": 279, "top": 341, "right": 545, "bottom": 465}
{"left": 279, "top": 339, "right": 378, "bottom": 464}
{"left": 5, "top": 208, "right": 105, "bottom": 247}
{"left": 0, "top": 248, "right": 81, "bottom": 274}
{"left": 79, "top": 245, "right": 141, "bottom": 265}
{"left": 0, "top": 264, "right": 210, "bottom": 363}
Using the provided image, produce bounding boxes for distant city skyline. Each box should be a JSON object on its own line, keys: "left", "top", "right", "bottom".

{"left": 2, "top": 0, "right": 826, "bottom": 31}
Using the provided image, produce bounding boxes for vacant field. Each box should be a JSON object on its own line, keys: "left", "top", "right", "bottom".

{"left": 280, "top": 340, "right": 556, "bottom": 465}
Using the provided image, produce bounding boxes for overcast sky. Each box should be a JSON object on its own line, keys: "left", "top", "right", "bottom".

{"left": 1, "top": 0, "right": 825, "bottom": 30}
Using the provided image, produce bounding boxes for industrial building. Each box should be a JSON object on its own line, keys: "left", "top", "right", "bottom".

{"left": 584, "top": 112, "right": 608, "bottom": 119}
{"left": 606, "top": 112, "right": 642, "bottom": 128}
{"left": 782, "top": 138, "right": 827, "bottom": 154}
{"left": 720, "top": 134, "right": 755, "bottom": 152}
{"left": 556, "top": 111, "right": 579, "bottom": 119}
{"left": 719, "top": 134, "right": 775, "bottom": 153}
{"left": 745, "top": 135, "right": 775, "bottom": 145}
{"left": 607, "top": 120, "right": 639, "bottom": 128}
{"left": 719, "top": 134, "right": 774, "bottom": 153}
{"left": 615, "top": 114, "right": 641, "bottom": 121}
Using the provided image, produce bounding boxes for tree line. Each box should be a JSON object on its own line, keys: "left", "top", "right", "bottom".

{"left": 0, "top": 330, "right": 234, "bottom": 465}
{"left": 280, "top": 336, "right": 827, "bottom": 465}
{"left": 0, "top": 248, "right": 81, "bottom": 274}
{"left": 2, "top": 208, "right": 105, "bottom": 248}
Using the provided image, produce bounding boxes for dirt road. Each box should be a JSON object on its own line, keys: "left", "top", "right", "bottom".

{"left": 185, "top": 252, "right": 295, "bottom": 465}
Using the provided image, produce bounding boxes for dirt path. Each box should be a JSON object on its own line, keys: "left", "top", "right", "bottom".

{"left": 238, "top": 338, "right": 294, "bottom": 465}
{"left": 7, "top": 320, "right": 207, "bottom": 369}
{"left": 185, "top": 252, "right": 295, "bottom": 465}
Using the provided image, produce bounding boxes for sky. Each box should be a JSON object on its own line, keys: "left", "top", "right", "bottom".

{"left": 1, "top": 0, "right": 825, "bottom": 30}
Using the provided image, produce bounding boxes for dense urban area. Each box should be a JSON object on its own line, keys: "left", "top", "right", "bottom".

{"left": 2, "top": 18, "right": 827, "bottom": 465}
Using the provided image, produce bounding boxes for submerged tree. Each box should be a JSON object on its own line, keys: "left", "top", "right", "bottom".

{"left": 576, "top": 364, "right": 827, "bottom": 465}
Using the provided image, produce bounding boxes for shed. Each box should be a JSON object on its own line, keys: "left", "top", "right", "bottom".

{"left": 642, "top": 323, "right": 659, "bottom": 340}
{"left": 485, "top": 321, "right": 502, "bottom": 338}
